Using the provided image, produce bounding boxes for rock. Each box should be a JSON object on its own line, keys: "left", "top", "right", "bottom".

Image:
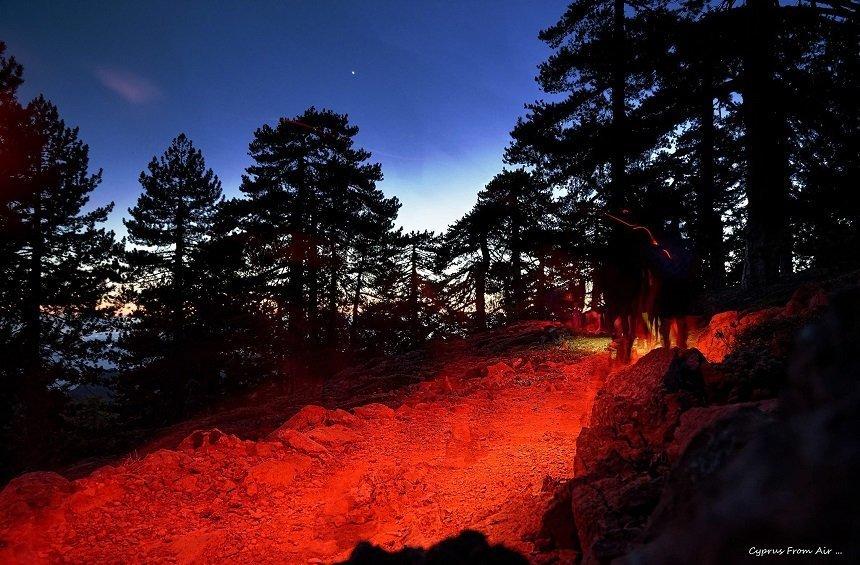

{"left": 327, "top": 408, "right": 361, "bottom": 428}
{"left": 338, "top": 529, "right": 528, "bottom": 564}
{"left": 245, "top": 457, "right": 312, "bottom": 490}
{"left": 268, "top": 428, "right": 329, "bottom": 457}
{"left": 662, "top": 348, "right": 706, "bottom": 401}
{"left": 666, "top": 400, "right": 777, "bottom": 464}
{"left": 483, "top": 361, "right": 514, "bottom": 388}
{"left": 638, "top": 401, "right": 779, "bottom": 547}
{"left": 0, "top": 472, "right": 73, "bottom": 525}
{"left": 352, "top": 403, "right": 395, "bottom": 420}
{"left": 694, "top": 311, "right": 738, "bottom": 363}
{"left": 784, "top": 283, "right": 828, "bottom": 317}
{"left": 306, "top": 424, "right": 359, "bottom": 446}
{"left": 134, "top": 449, "right": 188, "bottom": 477}
{"left": 607, "top": 289, "right": 860, "bottom": 564}
{"left": 695, "top": 308, "right": 781, "bottom": 362}
{"left": 576, "top": 348, "right": 688, "bottom": 473}
{"left": 283, "top": 405, "right": 330, "bottom": 431}
{"left": 178, "top": 429, "right": 244, "bottom": 454}
{"left": 536, "top": 479, "right": 579, "bottom": 552}
{"left": 178, "top": 475, "right": 199, "bottom": 493}
{"left": 568, "top": 348, "right": 709, "bottom": 563}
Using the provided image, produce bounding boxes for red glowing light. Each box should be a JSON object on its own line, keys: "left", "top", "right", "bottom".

{"left": 604, "top": 212, "right": 672, "bottom": 260}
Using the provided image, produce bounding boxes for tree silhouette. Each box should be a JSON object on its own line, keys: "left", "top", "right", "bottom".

{"left": 0, "top": 85, "right": 120, "bottom": 471}
{"left": 441, "top": 203, "right": 498, "bottom": 330}
{"left": 239, "top": 108, "right": 398, "bottom": 355}
{"left": 121, "top": 134, "right": 222, "bottom": 418}
{"left": 476, "top": 169, "right": 555, "bottom": 321}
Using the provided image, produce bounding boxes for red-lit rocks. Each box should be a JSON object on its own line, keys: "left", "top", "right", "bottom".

{"left": 695, "top": 308, "right": 781, "bottom": 362}
{"left": 0, "top": 333, "right": 610, "bottom": 564}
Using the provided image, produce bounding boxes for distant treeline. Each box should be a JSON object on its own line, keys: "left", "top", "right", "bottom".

{"left": 0, "top": 0, "right": 856, "bottom": 476}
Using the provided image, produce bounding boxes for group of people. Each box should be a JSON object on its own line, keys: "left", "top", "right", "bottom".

{"left": 595, "top": 214, "right": 698, "bottom": 363}
{"left": 556, "top": 212, "right": 698, "bottom": 363}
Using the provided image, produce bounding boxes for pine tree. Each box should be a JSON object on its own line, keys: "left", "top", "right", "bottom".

{"left": 440, "top": 203, "right": 498, "bottom": 331}
{"left": 506, "top": 0, "right": 657, "bottom": 214}
{"left": 239, "top": 107, "right": 398, "bottom": 356}
{"left": 0, "top": 42, "right": 29, "bottom": 382}
{"left": 121, "top": 133, "right": 222, "bottom": 418}
{"left": 475, "top": 169, "right": 555, "bottom": 321}
{"left": 0, "top": 86, "right": 120, "bottom": 472}
{"left": 400, "top": 230, "right": 440, "bottom": 347}
{"left": 190, "top": 197, "right": 279, "bottom": 395}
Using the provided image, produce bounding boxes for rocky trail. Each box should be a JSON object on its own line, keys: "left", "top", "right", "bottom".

{"left": 0, "top": 325, "right": 611, "bottom": 564}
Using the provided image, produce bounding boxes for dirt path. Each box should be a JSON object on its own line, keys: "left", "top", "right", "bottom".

{"left": 0, "top": 347, "right": 609, "bottom": 564}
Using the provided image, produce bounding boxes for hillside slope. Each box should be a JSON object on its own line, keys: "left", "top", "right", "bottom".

{"left": 0, "top": 324, "right": 610, "bottom": 563}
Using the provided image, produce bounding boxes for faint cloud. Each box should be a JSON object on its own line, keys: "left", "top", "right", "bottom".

{"left": 94, "top": 67, "right": 162, "bottom": 104}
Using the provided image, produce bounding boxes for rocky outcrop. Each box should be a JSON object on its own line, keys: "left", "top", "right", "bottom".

{"left": 565, "top": 348, "right": 711, "bottom": 563}
{"left": 540, "top": 284, "right": 857, "bottom": 564}
{"left": 696, "top": 283, "right": 829, "bottom": 364}
{"left": 620, "top": 287, "right": 859, "bottom": 564}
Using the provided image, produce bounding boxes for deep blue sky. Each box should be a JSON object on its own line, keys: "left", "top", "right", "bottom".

{"left": 1, "top": 0, "right": 566, "bottom": 235}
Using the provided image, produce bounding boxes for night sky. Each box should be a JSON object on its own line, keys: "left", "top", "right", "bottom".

{"left": 1, "top": 0, "right": 567, "bottom": 236}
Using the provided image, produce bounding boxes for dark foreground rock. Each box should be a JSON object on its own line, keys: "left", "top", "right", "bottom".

{"left": 339, "top": 530, "right": 529, "bottom": 564}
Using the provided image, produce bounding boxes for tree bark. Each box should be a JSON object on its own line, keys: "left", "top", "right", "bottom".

{"left": 609, "top": 0, "right": 627, "bottom": 213}
{"left": 511, "top": 219, "right": 523, "bottom": 320}
{"left": 698, "top": 45, "right": 726, "bottom": 289}
{"left": 286, "top": 154, "right": 308, "bottom": 341}
{"left": 741, "top": 0, "right": 787, "bottom": 288}
{"left": 327, "top": 243, "right": 339, "bottom": 348}
{"left": 173, "top": 201, "right": 186, "bottom": 345}
{"left": 409, "top": 242, "right": 420, "bottom": 345}
{"left": 26, "top": 179, "right": 42, "bottom": 380}
{"left": 349, "top": 256, "right": 364, "bottom": 347}
{"left": 475, "top": 230, "right": 490, "bottom": 330}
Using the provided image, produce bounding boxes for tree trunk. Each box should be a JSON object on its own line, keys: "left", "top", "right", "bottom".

{"left": 475, "top": 231, "right": 490, "bottom": 330}
{"left": 173, "top": 203, "right": 186, "bottom": 345}
{"left": 409, "top": 242, "right": 420, "bottom": 345}
{"left": 307, "top": 234, "right": 320, "bottom": 346}
{"left": 169, "top": 201, "right": 188, "bottom": 414}
{"left": 287, "top": 157, "right": 308, "bottom": 341}
{"left": 26, "top": 181, "right": 42, "bottom": 381}
{"left": 535, "top": 253, "right": 548, "bottom": 319}
{"left": 698, "top": 45, "right": 725, "bottom": 289}
{"left": 349, "top": 256, "right": 364, "bottom": 347}
{"left": 609, "top": 0, "right": 626, "bottom": 213}
{"left": 741, "top": 0, "right": 787, "bottom": 288}
{"left": 327, "top": 243, "right": 339, "bottom": 348}
{"left": 511, "top": 221, "right": 523, "bottom": 321}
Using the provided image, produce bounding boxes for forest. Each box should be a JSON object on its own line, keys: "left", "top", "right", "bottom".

{"left": 0, "top": 0, "right": 856, "bottom": 485}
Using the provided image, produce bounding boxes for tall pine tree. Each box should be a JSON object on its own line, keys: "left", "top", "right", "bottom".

{"left": 1, "top": 82, "right": 120, "bottom": 473}
{"left": 121, "top": 133, "right": 222, "bottom": 419}
{"left": 238, "top": 108, "right": 398, "bottom": 357}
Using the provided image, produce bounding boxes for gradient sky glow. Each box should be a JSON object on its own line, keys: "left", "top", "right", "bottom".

{"left": 1, "top": 0, "right": 567, "bottom": 235}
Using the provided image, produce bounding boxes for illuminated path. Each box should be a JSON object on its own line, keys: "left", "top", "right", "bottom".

{"left": 0, "top": 347, "right": 609, "bottom": 563}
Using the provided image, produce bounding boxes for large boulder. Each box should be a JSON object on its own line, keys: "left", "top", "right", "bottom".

{"left": 569, "top": 348, "right": 710, "bottom": 563}
{"left": 0, "top": 472, "right": 74, "bottom": 562}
